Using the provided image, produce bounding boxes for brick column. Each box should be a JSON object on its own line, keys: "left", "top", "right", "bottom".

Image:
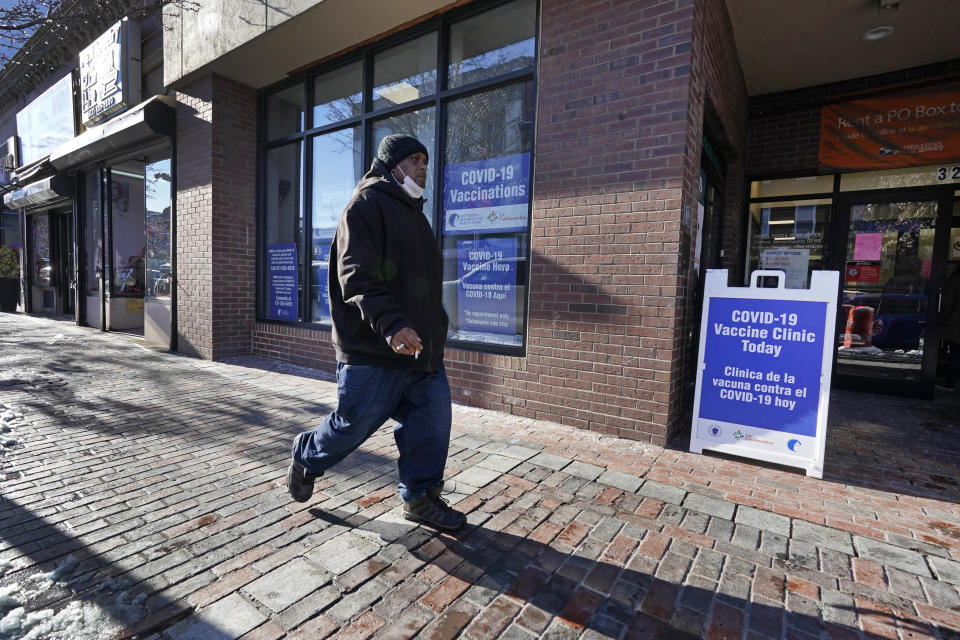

{"left": 175, "top": 74, "right": 257, "bottom": 360}
{"left": 524, "top": 0, "right": 697, "bottom": 444}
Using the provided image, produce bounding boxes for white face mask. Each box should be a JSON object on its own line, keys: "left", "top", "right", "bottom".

{"left": 394, "top": 165, "right": 425, "bottom": 199}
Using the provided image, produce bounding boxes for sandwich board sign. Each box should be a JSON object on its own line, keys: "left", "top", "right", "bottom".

{"left": 690, "top": 269, "right": 839, "bottom": 478}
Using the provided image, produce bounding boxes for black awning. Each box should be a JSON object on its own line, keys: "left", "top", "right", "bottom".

{"left": 49, "top": 96, "right": 176, "bottom": 173}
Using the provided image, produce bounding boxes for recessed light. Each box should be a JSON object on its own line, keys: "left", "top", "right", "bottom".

{"left": 863, "top": 26, "right": 895, "bottom": 40}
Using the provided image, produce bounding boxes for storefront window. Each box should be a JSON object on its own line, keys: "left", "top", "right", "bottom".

{"left": 85, "top": 170, "right": 102, "bottom": 294}
{"left": 266, "top": 83, "right": 305, "bottom": 141}
{"left": 447, "top": 0, "right": 536, "bottom": 89}
{"left": 373, "top": 33, "right": 437, "bottom": 111}
{"left": 110, "top": 164, "right": 146, "bottom": 294}
{"left": 372, "top": 108, "right": 437, "bottom": 226}
{"left": 32, "top": 214, "right": 50, "bottom": 285}
{"left": 258, "top": 0, "right": 537, "bottom": 352}
{"left": 747, "top": 199, "right": 832, "bottom": 288}
{"left": 441, "top": 81, "right": 533, "bottom": 347}
{"left": 263, "top": 142, "right": 304, "bottom": 321}
{"left": 311, "top": 129, "right": 362, "bottom": 324}
{"left": 145, "top": 158, "right": 172, "bottom": 299}
{"left": 313, "top": 62, "right": 362, "bottom": 128}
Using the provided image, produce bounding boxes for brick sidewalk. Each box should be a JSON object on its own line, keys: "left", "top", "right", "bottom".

{"left": 0, "top": 313, "right": 958, "bottom": 639}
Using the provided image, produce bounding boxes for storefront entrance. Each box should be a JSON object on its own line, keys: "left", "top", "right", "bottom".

{"left": 27, "top": 207, "right": 75, "bottom": 316}
{"left": 831, "top": 186, "right": 956, "bottom": 398}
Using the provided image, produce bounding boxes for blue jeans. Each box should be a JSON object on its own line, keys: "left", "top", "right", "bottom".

{"left": 293, "top": 363, "right": 451, "bottom": 502}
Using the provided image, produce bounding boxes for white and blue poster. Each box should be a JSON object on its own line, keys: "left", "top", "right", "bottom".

{"left": 457, "top": 238, "right": 517, "bottom": 334}
{"left": 691, "top": 269, "right": 839, "bottom": 478}
{"left": 444, "top": 153, "right": 530, "bottom": 234}
{"left": 267, "top": 243, "right": 298, "bottom": 321}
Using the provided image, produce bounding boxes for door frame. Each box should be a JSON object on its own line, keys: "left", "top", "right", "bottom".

{"left": 828, "top": 185, "right": 955, "bottom": 398}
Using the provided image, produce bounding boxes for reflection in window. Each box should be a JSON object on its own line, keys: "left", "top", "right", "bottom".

{"left": 263, "top": 143, "right": 304, "bottom": 321}
{"left": 836, "top": 201, "right": 938, "bottom": 380}
{"left": 84, "top": 170, "right": 102, "bottom": 294}
{"left": 266, "top": 84, "right": 305, "bottom": 141}
{"left": 32, "top": 214, "right": 50, "bottom": 285}
{"left": 748, "top": 200, "right": 831, "bottom": 289}
{"left": 448, "top": 0, "right": 536, "bottom": 89}
{"left": 145, "top": 158, "right": 172, "bottom": 299}
{"left": 441, "top": 81, "right": 534, "bottom": 347}
{"left": 311, "top": 128, "right": 363, "bottom": 324}
{"left": 372, "top": 108, "right": 436, "bottom": 226}
{"left": 373, "top": 33, "right": 437, "bottom": 111}
{"left": 111, "top": 165, "right": 146, "bottom": 294}
{"left": 313, "top": 62, "right": 363, "bottom": 128}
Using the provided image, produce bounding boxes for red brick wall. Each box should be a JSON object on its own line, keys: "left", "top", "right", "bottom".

{"left": 176, "top": 77, "right": 214, "bottom": 359}
{"left": 210, "top": 76, "right": 257, "bottom": 358}
{"left": 176, "top": 74, "right": 257, "bottom": 359}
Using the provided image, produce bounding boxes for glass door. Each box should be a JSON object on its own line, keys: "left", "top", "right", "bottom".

{"left": 832, "top": 188, "right": 954, "bottom": 397}
{"left": 53, "top": 210, "right": 74, "bottom": 315}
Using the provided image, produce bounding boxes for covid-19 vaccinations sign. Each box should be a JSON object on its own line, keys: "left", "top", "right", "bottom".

{"left": 267, "top": 243, "right": 298, "bottom": 321}
{"left": 457, "top": 238, "right": 516, "bottom": 334}
{"left": 690, "top": 269, "right": 839, "bottom": 477}
{"left": 443, "top": 153, "right": 529, "bottom": 234}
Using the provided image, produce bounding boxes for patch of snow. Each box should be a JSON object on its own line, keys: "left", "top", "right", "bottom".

{"left": 0, "top": 583, "right": 21, "bottom": 608}
{"left": 42, "top": 556, "right": 78, "bottom": 583}
{"left": 0, "top": 607, "right": 25, "bottom": 634}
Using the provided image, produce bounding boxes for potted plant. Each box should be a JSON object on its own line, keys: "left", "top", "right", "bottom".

{"left": 0, "top": 245, "right": 21, "bottom": 312}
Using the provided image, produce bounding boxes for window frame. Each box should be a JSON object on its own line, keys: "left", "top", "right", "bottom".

{"left": 256, "top": 0, "right": 539, "bottom": 356}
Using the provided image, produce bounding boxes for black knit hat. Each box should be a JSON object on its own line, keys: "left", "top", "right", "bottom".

{"left": 377, "top": 134, "right": 428, "bottom": 170}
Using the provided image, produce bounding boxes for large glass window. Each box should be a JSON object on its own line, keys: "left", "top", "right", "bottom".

{"left": 747, "top": 199, "right": 831, "bottom": 289}
{"left": 145, "top": 158, "right": 172, "bottom": 299}
{"left": 448, "top": 0, "right": 536, "bottom": 88}
{"left": 110, "top": 164, "right": 146, "bottom": 295}
{"left": 313, "top": 62, "right": 363, "bottom": 128}
{"left": 263, "top": 143, "right": 304, "bottom": 321}
{"left": 373, "top": 33, "right": 437, "bottom": 111}
{"left": 258, "top": 0, "right": 537, "bottom": 353}
{"left": 441, "top": 82, "right": 533, "bottom": 347}
{"left": 311, "top": 129, "right": 362, "bottom": 324}
{"left": 84, "top": 170, "right": 102, "bottom": 294}
{"left": 266, "top": 84, "right": 305, "bottom": 140}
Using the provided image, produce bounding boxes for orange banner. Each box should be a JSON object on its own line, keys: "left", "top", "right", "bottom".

{"left": 819, "top": 82, "right": 960, "bottom": 170}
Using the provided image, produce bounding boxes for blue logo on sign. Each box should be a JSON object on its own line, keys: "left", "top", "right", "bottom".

{"left": 787, "top": 439, "right": 801, "bottom": 452}
{"left": 709, "top": 425, "right": 722, "bottom": 438}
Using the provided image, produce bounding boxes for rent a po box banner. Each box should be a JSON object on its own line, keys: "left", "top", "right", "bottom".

{"left": 690, "top": 269, "right": 839, "bottom": 478}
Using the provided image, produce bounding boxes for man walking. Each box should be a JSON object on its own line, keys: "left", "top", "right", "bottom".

{"left": 285, "top": 134, "right": 465, "bottom": 531}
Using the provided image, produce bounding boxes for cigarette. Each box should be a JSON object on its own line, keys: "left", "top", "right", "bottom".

{"left": 414, "top": 350, "right": 420, "bottom": 360}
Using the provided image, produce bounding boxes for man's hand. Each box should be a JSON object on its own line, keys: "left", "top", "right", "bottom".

{"left": 390, "top": 327, "right": 423, "bottom": 357}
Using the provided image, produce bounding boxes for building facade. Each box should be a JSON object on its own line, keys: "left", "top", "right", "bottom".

{"left": 2, "top": 0, "right": 957, "bottom": 446}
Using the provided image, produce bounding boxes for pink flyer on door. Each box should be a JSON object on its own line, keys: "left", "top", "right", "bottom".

{"left": 853, "top": 233, "right": 883, "bottom": 261}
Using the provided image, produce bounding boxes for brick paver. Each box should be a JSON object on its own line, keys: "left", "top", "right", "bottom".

{"left": 0, "top": 314, "right": 959, "bottom": 639}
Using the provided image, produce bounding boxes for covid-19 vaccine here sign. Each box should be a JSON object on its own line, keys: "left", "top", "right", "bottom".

{"left": 690, "top": 270, "right": 839, "bottom": 478}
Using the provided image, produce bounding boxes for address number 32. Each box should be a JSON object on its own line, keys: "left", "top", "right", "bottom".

{"left": 937, "top": 167, "right": 960, "bottom": 181}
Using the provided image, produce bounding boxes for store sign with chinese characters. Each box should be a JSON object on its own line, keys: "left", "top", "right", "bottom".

{"left": 79, "top": 18, "right": 141, "bottom": 127}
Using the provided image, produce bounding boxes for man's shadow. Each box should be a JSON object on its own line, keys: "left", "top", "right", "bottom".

{"left": 309, "top": 499, "right": 921, "bottom": 639}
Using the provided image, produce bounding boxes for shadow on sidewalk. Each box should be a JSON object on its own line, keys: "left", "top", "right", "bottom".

{"left": 307, "top": 505, "right": 930, "bottom": 639}
{"left": 0, "top": 496, "right": 231, "bottom": 639}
